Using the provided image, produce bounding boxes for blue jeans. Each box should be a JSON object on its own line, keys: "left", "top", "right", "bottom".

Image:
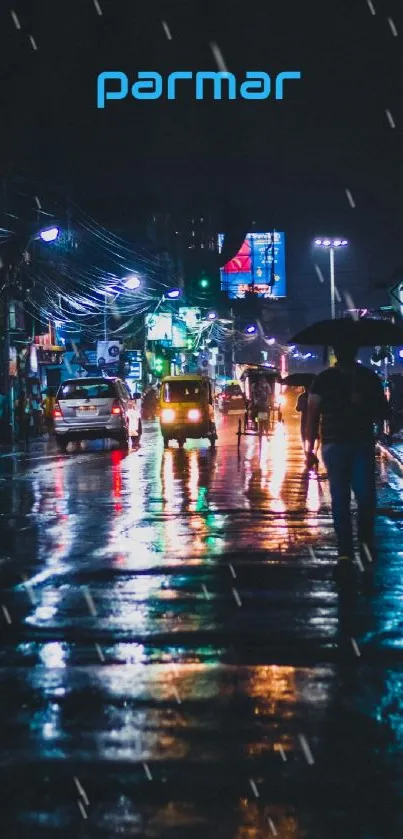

{"left": 321, "top": 442, "right": 376, "bottom": 559}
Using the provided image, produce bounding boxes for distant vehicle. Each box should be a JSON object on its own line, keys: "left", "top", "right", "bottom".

{"left": 238, "top": 365, "right": 283, "bottom": 441}
{"left": 159, "top": 374, "right": 217, "bottom": 449}
{"left": 53, "top": 377, "right": 135, "bottom": 452}
{"left": 218, "top": 382, "right": 245, "bottom": 414}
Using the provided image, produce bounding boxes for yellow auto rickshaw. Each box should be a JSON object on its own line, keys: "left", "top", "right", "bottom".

{"left": 159, "top": 374, "right": 217, "bottom": 449}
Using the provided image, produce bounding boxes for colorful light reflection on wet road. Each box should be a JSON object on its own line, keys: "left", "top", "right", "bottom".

{"left": 0, "top": 409, "right": 403, "bottom": 837}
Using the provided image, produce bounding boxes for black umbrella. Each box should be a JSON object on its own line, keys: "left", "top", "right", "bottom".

{"left": 288, "top": 317, "right": 403, "bottom": 347}
{"left": 282, "top": 373, "right": 316, "bottom": 387}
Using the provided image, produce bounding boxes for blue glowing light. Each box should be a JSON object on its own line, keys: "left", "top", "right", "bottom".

{"left": 39, "top": 226, "right": 59, "bottom": 242}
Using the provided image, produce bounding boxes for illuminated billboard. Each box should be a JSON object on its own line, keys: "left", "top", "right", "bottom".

{"left": 172, "top": 319, "right": 187, "bottom": 348}
{"left": 218, "top": 231, "right": 286, "bottom": 299}
{"left": 145, "top": 313, "right": 172, "bottom": 342}
{"left": 146, "top": 313, "right": 188, "bottom": 347}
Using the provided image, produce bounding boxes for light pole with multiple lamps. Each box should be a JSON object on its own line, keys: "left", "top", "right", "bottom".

{"left": 314, "top": 238, "right": 348, "bottom": 319}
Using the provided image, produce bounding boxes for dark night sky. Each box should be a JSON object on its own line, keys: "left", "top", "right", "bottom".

{"left": 1, "top": 0, "right": 403, "bottom": 304}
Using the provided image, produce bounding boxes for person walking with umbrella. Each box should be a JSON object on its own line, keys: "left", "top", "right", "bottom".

{"left": 304, "top": 341, "right": 389, "bottom": 577}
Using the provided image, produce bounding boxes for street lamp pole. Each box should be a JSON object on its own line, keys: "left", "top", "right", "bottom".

{"left": 329, "top": 246, "right": 335, "bottom": 320}
{"left": 314, "top": 238, "right": 348, "bottom": 320}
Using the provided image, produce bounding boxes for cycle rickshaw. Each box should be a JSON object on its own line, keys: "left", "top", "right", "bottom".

{"left": 237, "top": 365, "right": 283, "bottom": 449}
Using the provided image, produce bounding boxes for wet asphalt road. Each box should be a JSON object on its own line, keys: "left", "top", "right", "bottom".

{"left": 1, "top": 407, "right": 403, "bottom": 838}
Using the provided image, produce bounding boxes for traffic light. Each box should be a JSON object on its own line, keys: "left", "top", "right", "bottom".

{"left": 199, "top": 272, "right": 210, "bottom": 289}
{"left": 153, "top": 355, "right": 164, "bottom": 374}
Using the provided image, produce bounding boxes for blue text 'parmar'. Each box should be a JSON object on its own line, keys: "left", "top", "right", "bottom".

{"left": 97, "top": 71, "right": 302, "bottom": 108}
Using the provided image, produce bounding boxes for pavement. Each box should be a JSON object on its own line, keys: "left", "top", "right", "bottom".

{"left": 1, "top": 407, "right": 403, "bottom": 838}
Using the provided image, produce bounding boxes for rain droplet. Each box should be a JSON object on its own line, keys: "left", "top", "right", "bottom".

{"left": 351, "top": 637, "right": 361, "bottom": 656}
{"left": 249, "top": 778, "right": 259, "bottom": 798}
{"left": 298, "top": 733, "right": 315, "bottom": 764}
{"left": 343, "top": 291, "right": 357, "bottom": 314}
{"left": 314, "top": 264, "right": 325, "bottom": 284}
{"left": 355, "top": 555, "right": 365, "bottom": 573}
{"left": 334, "top": 285, "right": 342, "bottom": 303}
{"left": 1, "top": 605, "right": 11, "bottom": 624}
{"left": 228, "top": 563, "right": 237, "bottom": 578}
{"left": 366, "top": 0, "right": 376, "bottom": 14}
{"left": 21, "top": 574, "right": 37, "bottom": 604}
{"left": 345, "top": 188, "right": 356, "bottom": 208}
{"left": 77, "top": 799, "right": 88, "bottom": 819}
{"left": 29, "top": 35, "right": 38, "bottom": 50}
{"left": 10, "top": 10, "right": 21, "bottom": 30}
{"left": 362, "top": 543, "right": 373, "bottom": 563}
{"left": 232, "top": 587, "right": 242, "bottom": 607}
{"left": 35, "top": 195, "right": 42, "bottom": 209}
{"left": 268, "top": 817, "right": 278, "bottom": 836}
{"left": 73, "top": 777, "right": 90, "bottom": 806}
{"left": 82, "top": 586, "right": 97, "bottom": 616}
{"left": 386, "top": 109, "right": 396, "bottom": 128}
{"left": 388, "top": 17, "right": 398, "bottom": 36}
{"left": 143, "top": 762, "right": 153, "bottom": 780}
{"left": 162, "top": 20, "right": 172, "bottom": 40}
{"left": 93, "top": 0, "right": 102, "bottom": 15}
{"left": 172, "top": 686, "right": 182, "bottom": 704}
{"left": 95, "top": 643, "right": 105, "bottom": 662}
{"left": 210, "top": 41, "right": 228, "bottom": 72}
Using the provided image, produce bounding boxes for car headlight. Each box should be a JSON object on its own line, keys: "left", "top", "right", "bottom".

{"left": 161, "top": 408, "right": 175, "bottom": 423}
{"left": 188, "top": 409, "right": 201, "bottom": 421}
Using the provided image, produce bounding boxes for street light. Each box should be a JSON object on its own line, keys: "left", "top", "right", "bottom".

{"left": 245, "top": 324, "right": 257, "bottom": 334}
{"left": 207, "top": 311, "right": 217, "bottom": 321}
{"left": 103, "top": 275, "right": 142, "bottom": 339}
{"left": 314, "top": 238, "right": 348, "bottom": 319}
{"left": 39, "top": 226, "right": 59, "bottom": 243}
{"left": 164, "top": 288, "right": 181, "bottom": 300}
{"left": 123, "top": 274, "right": 141, "bottom": 290}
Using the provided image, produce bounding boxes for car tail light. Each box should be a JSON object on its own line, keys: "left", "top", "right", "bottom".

{"left": 111, "top": 401, "right": 122, "bottom": 415}
{"left": 53, "top": 403, "right": 62, "bottom": 418}
{"left": 188, "top": 409, "right": 201, "bottom": 421}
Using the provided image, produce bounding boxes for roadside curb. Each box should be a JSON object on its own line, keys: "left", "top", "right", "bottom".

{"left": 377, "top": 441, "right": 403, "bottom": 471}
{"left": 0, "top": 437, "right": 50, "bottom": 459}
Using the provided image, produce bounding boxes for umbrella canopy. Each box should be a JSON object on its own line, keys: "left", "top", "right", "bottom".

{"left": 282, "top": 373, "right": 316, "bottom": 388}
{"left": 288, "top": 318, "right": 403, "bottom": 347}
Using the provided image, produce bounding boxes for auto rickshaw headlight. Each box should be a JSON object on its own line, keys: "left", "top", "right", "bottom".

{"left": 188, "top": 409, "right": 201, "bottom": 421}
{"left": 161, "top": 408, "right": 175, "bottom": 423}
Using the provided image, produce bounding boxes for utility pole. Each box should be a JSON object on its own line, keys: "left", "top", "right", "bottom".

{"left": 104, "top": 295, "right": 108, "bottom": 342}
